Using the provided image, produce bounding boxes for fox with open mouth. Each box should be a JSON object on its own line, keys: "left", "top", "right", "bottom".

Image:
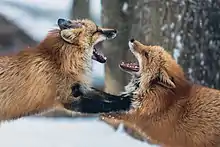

{"left": 0, "top": 18, "right": 117, "bottom": 121}
{"left": 72, "top": 39, "right": 220, "bottom": 147}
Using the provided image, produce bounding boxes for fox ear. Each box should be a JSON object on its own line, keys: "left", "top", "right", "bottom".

{"left": 157, "top": 69, "right": 175, "bottom": 89}
{"left": 60, "top": 28, "right": 82, "bottom": 44}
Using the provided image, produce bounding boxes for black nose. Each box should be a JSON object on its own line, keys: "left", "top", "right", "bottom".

{"left": 130, "top": 38, "right": 135, "bottom": 43}
{"left": 57, "top": 18, "right": 72, "bottom": 30}
{"left": 102, "top": 29, "right": 117, "bottom": 39}
{"left": 112, "top": 29, "right": 117, "bottom": 34}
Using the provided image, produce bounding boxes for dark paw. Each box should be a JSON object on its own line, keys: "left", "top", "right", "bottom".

{"left": 71, "top": 83, "right": 83, "bottom": 97}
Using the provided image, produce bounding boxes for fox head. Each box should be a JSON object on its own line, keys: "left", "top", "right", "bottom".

{"left": 120, "top": 39, "right": 186, "bottom": 93}
{"left": 42, "top": 18, "right": 117, "bottom": 66}
{"left": 57, "top": 18, "right": 117, "bottom": 63}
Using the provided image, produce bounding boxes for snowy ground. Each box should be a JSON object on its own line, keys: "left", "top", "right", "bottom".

{"left": 0, "top": 117, "right": 158, "bottom": 147}
{"left": 0, "top": 1, "right": 158, "bottom": 147}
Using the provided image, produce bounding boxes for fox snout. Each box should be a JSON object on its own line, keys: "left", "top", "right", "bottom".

{"left": 100, "top": 28, "right": 117, "bottom": 39}
{"left": 128, "top": 38, "right": 145, "bottom": 53}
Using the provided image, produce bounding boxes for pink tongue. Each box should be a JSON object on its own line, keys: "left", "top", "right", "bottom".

{"left": 120, "top": 62, "right": 139, "bottom": 72}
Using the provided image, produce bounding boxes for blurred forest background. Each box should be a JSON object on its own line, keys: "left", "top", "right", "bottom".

{"left": 1, "top": 0, "right": 219, "bottom": 94}
{"left": 0, "top": 0, "right": 220, "bottom": 144}
{"left": 101, "top": 0, "right": 220, "bottom": 94}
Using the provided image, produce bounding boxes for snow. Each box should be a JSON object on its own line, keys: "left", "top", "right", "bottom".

{"left": 177, "top": 15, "right": 182, "bottom": 21}
{"left": 0, "top": 117, "right": 158, "bottom": 147}
{"left": 161, "top": 24, "right": 168, "bottom": 31}
{"left": 170, "top": 23, "right": 175, "bottom": 29}
{"left": 0, "top": 0, "right": 72, "bottom": 41}
{"left": 188, "top": 68, "right": 193, "bottom": 74}
{"left": 173, "top": 48, "right": 180, "bottom": 62}
{"left": 0, "top": 1, "right": 158, "bottom": 147}
{"left": 122, "top": 2, "right": 129, "bottom": 13}
{"left": 176, "top": 35, "right": 182, "bottom": 49}
{"left": 200, "top": 60, "right": 204, "bottom": 66}
{"left": 0, "top": 0, "right": 105, "bottom": 81}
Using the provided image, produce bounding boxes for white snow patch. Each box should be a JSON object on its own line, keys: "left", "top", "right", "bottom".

{"left": 122, "top": 2, "right": 128, "bottom": 13}
{"left": 170, "top": 23, "right": 174, "bottom": 29}
{"left": 173, "top": 48, "right": 180, "bottom": 62}
{"left": 176, "top": 35, "right": 182, "bottom": 49}
{"left": 0, "top": 117, "right": 158, "bottom": 147}
{"left": 200, "top": 60, "right": 204, "bottom": 66}
{"left": 188, "top": 68, "right": 193, "bottom": 74}
{"left": 161, "top": 24, "right": 168, "bottom": 31}
{"left": 177, "top": 15, "right": 182, "bottom": 21}
{"left": 0, "top": 0, "right": 72, "bottom": 41}
{"left": 116, "top": 123, "right": 125, "bottom": 133}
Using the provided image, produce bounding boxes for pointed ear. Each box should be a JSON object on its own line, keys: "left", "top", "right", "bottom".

{"left": 157, "top": 69, "right": 175, "bottom": 89}
{"left": 60, "top": 28, "right": 82, "bottom": 44}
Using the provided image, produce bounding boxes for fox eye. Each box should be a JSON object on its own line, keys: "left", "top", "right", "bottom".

{"left": 92, "top": 25, "right": 102, "bottom": 35}
{"left": 144, "top": 52, "right": 149, "bottom": 58}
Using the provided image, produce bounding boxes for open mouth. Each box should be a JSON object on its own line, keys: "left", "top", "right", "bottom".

{"left": 119, "top": 62, "right": 139, "bottom": 72}
{"left": 92, "top": 43, "right": 107, "bottom": 63}
{"left": 92, "top": 29, "right": 117, "bottom": 63}
{"left": 91, "top": 36, "right": 113, "bottom": 63}
{"left": 119, "top": 39, "right": 140, "bottom": 72}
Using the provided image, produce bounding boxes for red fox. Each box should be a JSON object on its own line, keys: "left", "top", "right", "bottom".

{"left": 0, "top": 18, "right": 117, "bottom": 121}
{"left": 72, "top": 39, "right": 220, "bottom": 147}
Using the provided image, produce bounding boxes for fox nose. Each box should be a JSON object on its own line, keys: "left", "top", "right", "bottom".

{"left": 130, "top": 38, "right": 135, "bottom": 43}
{"left": 102, "top": 29, "right": 117, "bottom": 39}
{"left": 57, "top": 18, "right": 72, "bottom": 30}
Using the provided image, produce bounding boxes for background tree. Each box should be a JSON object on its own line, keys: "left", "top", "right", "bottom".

{"left": 101, "top": 0, "right": 182, "bottom": 94}
{"left": 178, "top": 0, "right": 220, "bottom": 89}
{"left": 71, "top": 0, "right": 90, "bottom": 19}
{"left": 101, "top": 0, "right": 185, "bottom": 141}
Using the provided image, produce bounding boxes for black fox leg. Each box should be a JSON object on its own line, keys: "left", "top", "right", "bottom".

{"left": 71, "top": 83, "right": 84, "bottom": 97}
{"left": 66, "top": 84, "right": 133, "bottom": 114}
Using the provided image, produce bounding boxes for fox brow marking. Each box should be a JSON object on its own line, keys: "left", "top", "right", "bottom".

{"left": 92, "top": 25, "right": 103, "bottom": 36}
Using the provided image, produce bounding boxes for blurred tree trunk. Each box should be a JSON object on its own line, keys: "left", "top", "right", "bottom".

{"left": 101, "top": 0, "right": 134, "bottom": 94}
{"left": 101, "top": 0, "right": 184, "bottom": 141}
{"left": 71, "top": 0, "right": 90, "bottom": 19}
{"left": 178, "top": 0, "right": 220, "bottom": 89}
{"left": 101, "top": 0, "right": 182, "bottom": 94}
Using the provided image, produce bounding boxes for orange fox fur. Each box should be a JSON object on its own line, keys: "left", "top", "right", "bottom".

{"left": 0, "top": 19, "right": 114, "bottom": 121}
{"left": 102, "top": 40, "right": 220, "bottom": 147}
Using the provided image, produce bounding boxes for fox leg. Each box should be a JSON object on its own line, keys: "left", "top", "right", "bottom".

{"left": 68, "top": 83, "right": 133, "bottom": 113}
{"left": 37, "top": 102, "right": 95, "bottom": 118}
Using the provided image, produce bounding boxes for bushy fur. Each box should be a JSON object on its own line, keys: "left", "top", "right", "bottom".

{"left": 102, "top": 40, "right": 220, "bottom": 147}
{"left": 0, "top": 19, "right": 114, "bottom": 121}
